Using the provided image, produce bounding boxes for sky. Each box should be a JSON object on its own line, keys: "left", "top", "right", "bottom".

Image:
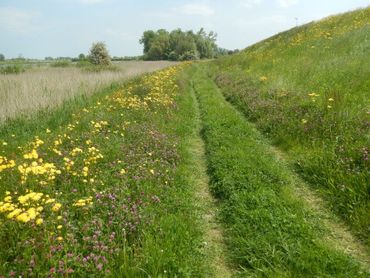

{"left": 0, "top": 0, "right": 369, "bottom": 59}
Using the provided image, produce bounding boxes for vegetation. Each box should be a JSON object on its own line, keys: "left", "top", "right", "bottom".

{"left": 188, "top": 64, "right": 368, "bottom": 276}
{"left": 0, "top": 6, "right": 368, "bottom": 277}
{"left": 140, "top": 28, "right": 219, "bottom": 61}
{"left": 0, "top": 65, "right": 215, "bottom": 276}
{"left": 0, "top": 61, "right": 176, "bottom": 122}
{"left": 89, "top": 42, "right": 111, "bottom": 66}
{"left": 50, "top": 60, "right": 72, "bottom": 68}
{"left": 0, "top": 64, "right": 25, "bottom": 75}
{"left": 208, "top": 7, "right": 370, "bottom": 244}
{"left": 0, "top": 54, "right": 4, "bottom": 62}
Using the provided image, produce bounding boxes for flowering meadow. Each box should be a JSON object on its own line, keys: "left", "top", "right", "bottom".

{"left": 211, "top": 7, "right": 370, "bottom": 245}
{"left": 0, "top": 64, "right": 207, "bottom": 276}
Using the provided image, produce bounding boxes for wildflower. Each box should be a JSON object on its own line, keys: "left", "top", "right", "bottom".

{"left": 57, "top": 236, "right": 63, "bottom": 242}
{"left": 120, "top": 169, "right": 126, "bottom": 174}
{"left": 301, "top": 119, "right": 308, "bottom": 124}
{"left": 46, "top": 128, "right": 51, "bottom": 133}
{"left": 2, "top": 142, "right": 7, "bottom": 146}
{"left": 150, "top": 169, "right": 155, "bottom": 175}
{"left": 327, "top": 105, "right": 332, "bottom": 109}
{"left": 328, "top": 98, "right": 334, "bottom": 101}
{"left": 57, "top": 216, "right": 62, "bottom": 220}
{"left": 259, "top": 76, "right": 268, "bottom": 82}
{"left": 16, "top": 213, "right": 30, "bottom": 223}
{"left": 57, "top": 225, "right": 63, "bottom": 230}
{"left": 36, "top": 218, "right": 44, "bottom": 225}
{"left": 52, "top": 203, "right": 62, "bottom": 212}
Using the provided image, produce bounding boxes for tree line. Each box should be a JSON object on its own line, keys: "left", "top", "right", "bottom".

{"left": 140, "top": 28, "right": 232, "bottom": 61}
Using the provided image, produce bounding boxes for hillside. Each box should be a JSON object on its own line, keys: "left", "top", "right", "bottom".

{"left": 209, "top": 7, "right": 370, "bottom": 244}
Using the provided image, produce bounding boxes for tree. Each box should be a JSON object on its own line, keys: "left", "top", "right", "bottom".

{"left": 0, "top": 54, "right": 4, "bottom": 61}
{"left": 140, "top": 28, "right": 218, "bottom": 61}
{"left": 139, "top": 30, "right": 156, "bottom": 54}
{"left": 78, "top": 53, "right": 86, "bottom": 60}
{"left": 89, "top": 42, "right": 111, "bottom": 66}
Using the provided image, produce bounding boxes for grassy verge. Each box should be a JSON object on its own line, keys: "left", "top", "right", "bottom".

{"left": 190, "top": 64, "right": 368, "bottom": 277}
{"left": 0, "top": 65, "right": 207, "bottom": 276}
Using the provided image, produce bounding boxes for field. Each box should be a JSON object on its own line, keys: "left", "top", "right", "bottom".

{"left": 0, "top": 61, "right": 176, "bottom": 122}
{"left": 0, "top": 7, "right": 369, "bottom": 277}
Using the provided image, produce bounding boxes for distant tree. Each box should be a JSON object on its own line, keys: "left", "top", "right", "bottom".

{"left": 78, "top": 53, "right": 86, "bottom": 60}
{"left": 0, "top": 54, "right": 5, "bottom": 61}
{"left": 89, "top": 42, "right": 111, "bottom": 66}
{"left": 45, "top": 57, "right": 54, "bottom": 61}
{"left": 140, "top": 28, "right": 218, "bottom": 61}
{"left": 139, "top": 30, "right": 156, "bottom": 54}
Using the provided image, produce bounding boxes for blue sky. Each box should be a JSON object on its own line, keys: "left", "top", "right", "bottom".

{"left": 0, "top": 0, "right": 369, "bottom": 59}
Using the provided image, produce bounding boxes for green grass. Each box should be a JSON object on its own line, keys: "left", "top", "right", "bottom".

{"left": 189, "top": 64, "right": 367, "bottom": 277}
{"left": 208, "top": 7, "right": 370, "bottom": 245}
{"left": 0, "top": 66, "right": 209, "bottom": 276}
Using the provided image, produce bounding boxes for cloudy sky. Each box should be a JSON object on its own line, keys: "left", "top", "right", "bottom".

{"left": 1, "top": 0, "right": 369, "bottom": 59}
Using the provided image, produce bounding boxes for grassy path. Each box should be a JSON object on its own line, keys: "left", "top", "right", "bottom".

{"left": 188, "top": 64, "right": 370, "bottom": 277}
{"left": 185, "top": 79, "right": 233, "bottom": 277}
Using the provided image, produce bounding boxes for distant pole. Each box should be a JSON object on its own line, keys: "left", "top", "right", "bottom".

{"left": 295, "top": 17, "right": 298, "bottom": 27}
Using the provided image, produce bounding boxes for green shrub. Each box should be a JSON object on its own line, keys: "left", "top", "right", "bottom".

{"left": 50, "top": 60, "right": 71, "bottom": 67}
{"left": 0, "top": 64, "right": 25, "bottom": 74}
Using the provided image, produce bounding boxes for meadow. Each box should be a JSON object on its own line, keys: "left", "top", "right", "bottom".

{"left": 0, "top": 61, "right": 175, "bottom": 122}
{"left": 0, "top": 6, "right": 369, "bottom": 277}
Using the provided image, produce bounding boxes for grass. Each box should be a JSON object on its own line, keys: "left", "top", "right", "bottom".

{"left": 0, "top": 65, "right": 210, "bottom": 276}
{"left": 208, "top": 7, "right": 370, "bottom": 245}
{"left": 0, "top": 61, "right": 177, "bottom": 123}
{"left": 189, "top": 64, "right": 368, "bottom": 277}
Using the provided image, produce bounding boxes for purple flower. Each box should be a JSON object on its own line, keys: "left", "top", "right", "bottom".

{"left": 97, "top": 263, "right": 103, "bottom": 271}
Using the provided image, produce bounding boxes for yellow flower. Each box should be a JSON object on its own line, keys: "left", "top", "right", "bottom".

{"left": 259, "top": 76, "right": 268, "bottom": 82}
{"left": 36, "top": 218, "right": 44, "bottom": 225}
{"left": 27, "top": 208, "right": 37, "bottom": 220}
{"left": 328, "top": 98, "right": 334, "bottom": 102}
{"left": 46, "top": 128, "right": 51, "bottom": 133}
{"left": 150, "top": 169, "right": 155, "bottom": 175}
{"left": 52, "top": 203, "right": 62, "bottom": 212}
{"left": 57, "top": 236, "right": 63, "bottom": 241}
{"left": 57, "top": 225, "right": 63, "bottom": 230}
{"left": 120, "top": 169, "right": 126, "bottom": 174}
{"left": 16, "top": 213, "right": 30, "bottom": 223}
{"left": 301, "top": 119, "right": 308, "bottom": 124}
{"left": 7, "top": 208, "right": 22, "bottom": 219}
{"left": 57, "top": 215, "right": 62, "bottom": 220}
{"left": 4, "top": 196, "right": 12, "bottom": 202}
{"left": 327, "top": 105, "right": 332, "bottom": 109}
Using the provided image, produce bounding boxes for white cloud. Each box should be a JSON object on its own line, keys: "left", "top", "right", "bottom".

{"left": 175, "top": 3, "right": 215, "bottom": 16}
{"left": 277, "top": 0, "right": 298, "bottom": 8}
{"left": 0, "top": 7, "right": 39, "bottom": 33}
{"left": 240, "top": 0, "right": 263, "bottom": 8}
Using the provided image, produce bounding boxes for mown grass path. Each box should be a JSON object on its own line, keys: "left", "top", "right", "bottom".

{"left": 188, "top": 64, "right": 370, "bottom": 277}
{"left": 185, "top": 78, "right": 234, "bottom": 277}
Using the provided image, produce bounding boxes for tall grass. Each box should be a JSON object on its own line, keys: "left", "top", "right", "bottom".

{"left": 0, "top": 61, "right": 176, "bottom": 122}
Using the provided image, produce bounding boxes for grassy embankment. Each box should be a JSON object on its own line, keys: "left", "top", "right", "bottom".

{"left": 209, "top": 7, "right": 370, "bottom": 244}
{"left": 0, "top": 65, "right": 211, "bottom": 276}
{"left": 188, "top": 64, "right": 368, "bottom": 276}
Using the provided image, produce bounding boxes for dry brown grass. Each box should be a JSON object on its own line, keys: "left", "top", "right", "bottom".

{"left": 0, "top": 61, "right": 177, "bottom": 122}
